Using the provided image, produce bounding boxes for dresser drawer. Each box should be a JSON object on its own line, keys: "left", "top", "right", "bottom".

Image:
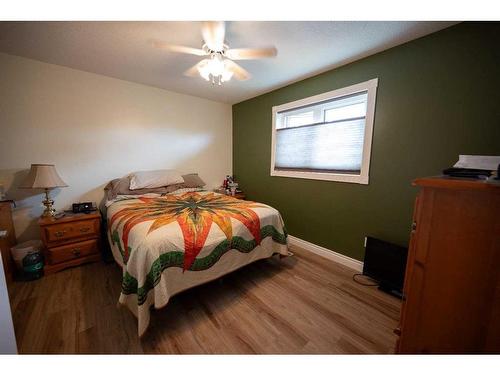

{"left": 43, "top": 219, "right": 99, "bottom": 243}
{"left": 47, "top": 239, "right": 99, "bottom": 265}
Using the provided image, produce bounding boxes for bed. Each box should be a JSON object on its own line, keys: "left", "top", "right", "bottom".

{"left": 106, "top": 189, "right": 289, "bottom": 336}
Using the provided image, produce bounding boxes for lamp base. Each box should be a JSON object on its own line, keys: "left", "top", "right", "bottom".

{"left": 42, "top": 189, "right": 56, "bottom": 217}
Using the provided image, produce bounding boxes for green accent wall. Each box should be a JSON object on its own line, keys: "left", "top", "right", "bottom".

{"left": 232, "top": 22, "right": 500, "bottom": 261}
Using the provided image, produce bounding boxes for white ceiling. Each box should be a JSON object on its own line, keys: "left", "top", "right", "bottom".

{"left": 0, "top": 21, "right": 456, "bottom": 104}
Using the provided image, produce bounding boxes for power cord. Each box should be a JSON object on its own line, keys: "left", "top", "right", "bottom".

{"left": 352, "top": 273, "right": 379, "bottom": 286}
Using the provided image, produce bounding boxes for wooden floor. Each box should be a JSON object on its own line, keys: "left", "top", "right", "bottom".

{"left": 9, "top": 245, "right": 401, "bottom": 354}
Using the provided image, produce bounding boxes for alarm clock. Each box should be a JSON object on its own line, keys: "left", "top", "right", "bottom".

{"left": 72, "top": 202, "right": 96, "bottom": 214}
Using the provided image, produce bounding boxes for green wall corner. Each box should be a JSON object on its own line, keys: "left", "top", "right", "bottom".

{"left": 232, "top": 22, "right": 500, "bottom": 261}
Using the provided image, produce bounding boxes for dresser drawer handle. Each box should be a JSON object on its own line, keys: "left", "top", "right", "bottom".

{"left": 79, "top": 227, "right": 91, "bottom": 233}
{"left": 72, "top": 248, "right": 81, "bottom": 257}
{"left": 54, "top": 230, "right": 67, "bottom": 237}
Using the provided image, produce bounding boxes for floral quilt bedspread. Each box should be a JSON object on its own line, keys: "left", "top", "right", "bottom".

{"left": 106, "top": 191, "right": 288, "bottom": 336}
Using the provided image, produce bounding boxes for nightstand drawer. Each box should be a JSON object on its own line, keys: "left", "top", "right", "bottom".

{"left": 44, "top": 219, "right": 98, "bottom": 243}
{"left": 47, "top": 239, "right": 99, "bottom": 265}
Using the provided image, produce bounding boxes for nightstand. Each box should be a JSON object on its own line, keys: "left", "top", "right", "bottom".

{"left": 39, "top": 211, "right": 101, "bottom": 274}
{"left": 231, "top": 192, "right": 246, "bottom": 200}
{"left": 215, "top": 189, "right": 246, "bottom": 200}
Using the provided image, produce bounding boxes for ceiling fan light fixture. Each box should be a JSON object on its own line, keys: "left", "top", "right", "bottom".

{"left": 209, "top": 54, "right": 226, "bottom": 76}
{"left": 197, "top": 53, "right": 233, "bottom": 85}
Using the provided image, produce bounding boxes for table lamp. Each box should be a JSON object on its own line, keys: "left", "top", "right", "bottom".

{"left": 20, "top": 164, "right": 68, "bottom": 217}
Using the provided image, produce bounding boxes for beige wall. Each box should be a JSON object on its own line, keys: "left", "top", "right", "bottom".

{"left": 0, "top": 53, "right": 232, "bottom": 242}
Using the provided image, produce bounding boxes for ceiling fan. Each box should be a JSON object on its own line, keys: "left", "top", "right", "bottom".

{"left": 152, "top": 21, "right": 277, "bottom": 85}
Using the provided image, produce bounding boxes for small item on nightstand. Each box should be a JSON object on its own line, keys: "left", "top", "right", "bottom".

{"left": 217, "top": 176, "right": 245, "bottom": 199}
{"left": 219, "top": 176, "right": 233, "bottom": 192}
{"left": 228, "top": 182, "right": 239, "bottom": 196}
{"left": 72, "top": 202, "right": 97, "bottom": 214}
{"left": 54, "top": 212, "right": 66, "bottom": 219}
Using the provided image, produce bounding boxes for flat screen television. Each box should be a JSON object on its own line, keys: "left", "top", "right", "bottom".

{"left": 363, "top": 236, "right": 408, "bottom": 298}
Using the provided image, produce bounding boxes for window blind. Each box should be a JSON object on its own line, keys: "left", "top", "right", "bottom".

{"left": 274, "top": 91, "right": 368, "bottom": 174}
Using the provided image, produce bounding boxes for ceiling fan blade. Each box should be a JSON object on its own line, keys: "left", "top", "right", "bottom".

{"left": 225, "top": 60, "right": 251, "bottom": 81}
{"left": 226, "top": 47, "right": 277, "bottom": 60}
{"left": 201, "top": 21, "right": 226, "bottom": 51}
{"left": 151, "top": 40, "right": 206, "bottom": 56}
{"left": 183, "top": 61, "right": 207, "bottom": 77}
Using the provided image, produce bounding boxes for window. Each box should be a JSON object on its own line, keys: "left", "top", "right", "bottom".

{"left": 270, "top": 78, "right": 378, "bottom": 184}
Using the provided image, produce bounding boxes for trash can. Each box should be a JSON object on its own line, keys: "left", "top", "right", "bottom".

{"left": 10, "top": 240, "right": 44, "bottom": 280}
{"left": 22, "top": 252, "right": 44, "bottom": 280}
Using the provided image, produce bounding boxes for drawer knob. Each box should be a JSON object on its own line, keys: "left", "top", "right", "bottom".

{"left": 54, "top": 230, "right": 66, "bottom": 237}
{"left": 79, "top": 227, "right": 90, "bottom": 233}
{"left": 72, "top": 248, "right": 81, "bottom": 257}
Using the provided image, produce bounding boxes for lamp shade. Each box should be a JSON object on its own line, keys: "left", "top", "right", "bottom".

{"left": 19, "top": 164, "right": 68, "bottom": 189}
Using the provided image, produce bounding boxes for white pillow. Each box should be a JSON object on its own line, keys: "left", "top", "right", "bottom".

{"left": 129, "top": 169, "right": 184, "bottom": 190}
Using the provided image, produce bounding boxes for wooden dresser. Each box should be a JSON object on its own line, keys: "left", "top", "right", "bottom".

{"left": 39, "top": 212, "right": 102, "bottom": 274}
{"left": 396, "top": 177, "right": 500, "bottom": 353}
{"left": 0, "top": 200, "right": 16, "bottom": 285}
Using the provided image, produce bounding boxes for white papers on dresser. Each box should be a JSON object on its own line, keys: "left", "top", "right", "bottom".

{"left": 453, "top": 155, "right": 500, "bottom": 170}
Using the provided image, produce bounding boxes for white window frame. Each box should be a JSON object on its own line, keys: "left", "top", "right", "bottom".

{"left": 270, "top": 78, "right": 378, "bottom": 184}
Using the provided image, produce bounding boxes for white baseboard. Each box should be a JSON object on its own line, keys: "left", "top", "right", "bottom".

{"left": 288, "top": 235, "right": 363, "bottom": 272}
